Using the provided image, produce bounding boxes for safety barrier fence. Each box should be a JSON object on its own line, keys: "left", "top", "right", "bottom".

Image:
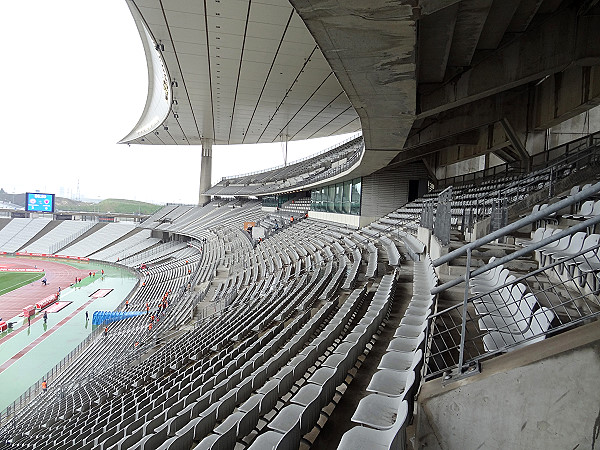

{"left": 427, "top": 241, "right": 600, "bottom": 381}
{"left": 117, "top": 239, "right": 179, "bottom": 265}
{"left": 438, "top": 130, "right": 600, "bottom": 188}
{"left": 425, "top": 182, "right": 600, "bottom": 380}
{"left": 0, "top": 324, "right": 104, "bottom": 428}
{"left": 48, "top": 222, "right": 96, "bottom": 254}
{"left": 221, "top": 133, "right": 362, "bottom": 180}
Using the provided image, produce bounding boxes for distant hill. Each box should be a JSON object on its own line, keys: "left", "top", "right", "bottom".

{"left": 0, "top": 189, "right": 162, "bottom": 215}
{"left": 0, "top": 189, "right": 25, "bottom": 206}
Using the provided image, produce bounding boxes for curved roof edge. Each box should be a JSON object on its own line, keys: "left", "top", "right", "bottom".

{"left": 118, "top": 3, "right": 172, "bottom": 144}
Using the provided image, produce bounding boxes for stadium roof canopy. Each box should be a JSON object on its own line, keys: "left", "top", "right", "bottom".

{"left": 122, "top": 0, "right": 600, "bottom": 194}
{"left": 119, "top": 0, "right": 361, "bottom": 146}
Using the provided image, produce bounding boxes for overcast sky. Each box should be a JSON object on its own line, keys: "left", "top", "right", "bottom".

{"left": 0, "top": 0, "right": 352, "bottom": 205}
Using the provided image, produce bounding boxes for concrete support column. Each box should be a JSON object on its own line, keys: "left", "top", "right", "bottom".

{"left": 198, "top": 138, "right": 213, "bottom": 206}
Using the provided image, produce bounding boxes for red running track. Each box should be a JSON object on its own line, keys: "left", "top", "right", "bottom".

{"left": 0, "top": 257, "right": 91, "bottom": 320}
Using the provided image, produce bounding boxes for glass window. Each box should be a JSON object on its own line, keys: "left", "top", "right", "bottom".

{"left": 327, "top": 185, "right": 335, "bottom": 212}
{"left": 309, "top": 179, "right": 361, "bottom": 215}
{"left": 334, "top": 183, "right": 343, "bottom": 213}
{"left": 351, "top": 177, "right": 361, "bottom": 215}
{"left": 342, "top": 180, "right": 351, "bottom": 214}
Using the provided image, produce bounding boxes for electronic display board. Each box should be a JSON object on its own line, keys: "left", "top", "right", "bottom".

{"left": 25, "top": 193, "right": 55, "bottom": 212}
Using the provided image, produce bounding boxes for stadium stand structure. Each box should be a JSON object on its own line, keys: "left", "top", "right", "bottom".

{"left": 2, "top": 0, "right": 600, "bottom": 446}
{"left": 206, "top": 136, "right": 364, "bottom": 197}
{"left": 1, "top": 130, "right": 598, "bottom": 450}
{"left": 24, "top": 221, "right": 95, "bottom": 255}
{"left": 1, "top": 131, "right": 600, "bottom": 449}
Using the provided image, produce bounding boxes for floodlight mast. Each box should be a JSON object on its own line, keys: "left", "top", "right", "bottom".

{"left": 198, "top": 138, "right": 213, "bottom": 206}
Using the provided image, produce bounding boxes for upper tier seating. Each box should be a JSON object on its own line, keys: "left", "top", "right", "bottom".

{"left": 206, "top": 136, "right": 364, "bottom": 196}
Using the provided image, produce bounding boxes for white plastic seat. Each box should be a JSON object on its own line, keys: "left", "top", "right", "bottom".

{"left": 586, "top": 200, "right": 600, "bottom": 219}
{"left": 474, "top": 283, "right": 526, "bottom": 307}
{"left": 483, "top": 307, "right": 555, "bottom": 352}
{"left": 517, "top": 227, "right": 544, "bottom": 247}
{"left": 471, "top": 256, "right": 498, "bottom": 281}
{"left": 386, "top": 332, "right": 425, "bottom": 353}
{"left": 393, "top": 323, "right": 427, "bottom": 339}
{"left": 470, "top": 271, "right": 513, "bottom": 294}
{"left": 351, "top": 394, "right": 407, "bottom": 430}
{"left": 378, "top": 349, "right": 422, "bottom": 372}
{"left": 549, "top": 231, "right": 588, "bottom": 273}
{"left": 573, "top": 200, "right": 595, "bottom": 219}
{"left": 567, "top": 234, "right": 600, "bottom": 277}
{"left": 477, "top": 293, "right": 538, "bottom": 333}
{"left": 290, "top": 383, "right": 321, "bottom": 407}
{"left": 337, "top": 401, "right": 408, "bottom": 449}
{"left": 247, "top": 430, "right": 295, "bottom": 450}
{"left": 366, "top": 368, "right": 416, "bottom": 397}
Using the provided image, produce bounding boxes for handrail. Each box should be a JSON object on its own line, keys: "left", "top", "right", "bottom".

{"left": 215, "top": 141, "right": 365, "bottom": 197}
{"left": 432, "top": 212, "right": 600, "bottom": 297}
{"left": 221, "top": 133, "right": 362, "bottom": 181}
{"left": 49, "top": 221, "right": 96, "bottom": 254}
{"left": 438, "top": 130, "right": 600, "bottom": 188}
{"left": 432, "top": 181, "right": 600, "bottom": 269}
{"left": 425, "top": 238, "right": 600, "bottom": 380}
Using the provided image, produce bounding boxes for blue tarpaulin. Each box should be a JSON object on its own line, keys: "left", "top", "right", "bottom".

{"left": 92, "top": 310, "right": 144, "bottom": 326}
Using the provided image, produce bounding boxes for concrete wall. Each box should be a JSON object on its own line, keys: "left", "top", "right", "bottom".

{"left": 417, "top": 226, "right": 431, "bottom": 253}
{"left": 428, "top": 234, "right": 449, "bottom": 276}
{"left": 548, "top": 104, "right": 600, "bottom": 148}
{"left": 435, "top": 156, "right": 486, "bottom": 180}
{"left": 361, "top": 161, "right": 430, "bottom": 218}
{"left": 307, "top": 210, "right": 361, "bottom": 229}
{"left": 416, "top": 322, "right": 600, "bottom": 450}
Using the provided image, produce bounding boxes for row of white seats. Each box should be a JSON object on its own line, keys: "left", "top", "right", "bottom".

{"left": 470, "top": 259, "right": 555, "bottom": 353}
{"left": 339, "top": 259, "right": 437, "bottom": 449}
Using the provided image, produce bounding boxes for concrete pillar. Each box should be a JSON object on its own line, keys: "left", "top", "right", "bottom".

{"left": 198, "top": 138, "right": 213, "bottom": 206}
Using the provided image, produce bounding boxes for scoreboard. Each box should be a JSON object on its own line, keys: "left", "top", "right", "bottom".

{"left": 26, "top": 193, "right": 55, "bottom": 212}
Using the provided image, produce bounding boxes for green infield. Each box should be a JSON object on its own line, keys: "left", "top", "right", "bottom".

{"left": 0, "top": 272, "right": 45, "bottom": 296}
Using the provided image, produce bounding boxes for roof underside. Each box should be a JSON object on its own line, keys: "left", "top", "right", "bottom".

{"left": 123, "top": 0, "right": 593, "bottom": 193}
{"left": 122, "top": 0, "right": 361, "bottom": 146}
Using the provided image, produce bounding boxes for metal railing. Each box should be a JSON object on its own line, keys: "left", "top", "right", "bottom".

{"left": 48, "top": 222, "right": 96, "bottom": 254}
{"left": 425, "top": 181, "right": 600, "bottom": 380}
{"left": 117, "top": 239, "right": 179, "bottom": 265}
{"left": 209, "top": 141, "right": 365, "bottom": 196}
{"left": 438, "top": 130, "right": 600, "bottom": 188}
{"left": 0, "top": 259, "right": 140, "bottom": 428}
{"left": 221, "top": 133, "right": 362, "bottom": 181}
{"left": 0, "top": 323, "right": 103, "bottom": 427}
